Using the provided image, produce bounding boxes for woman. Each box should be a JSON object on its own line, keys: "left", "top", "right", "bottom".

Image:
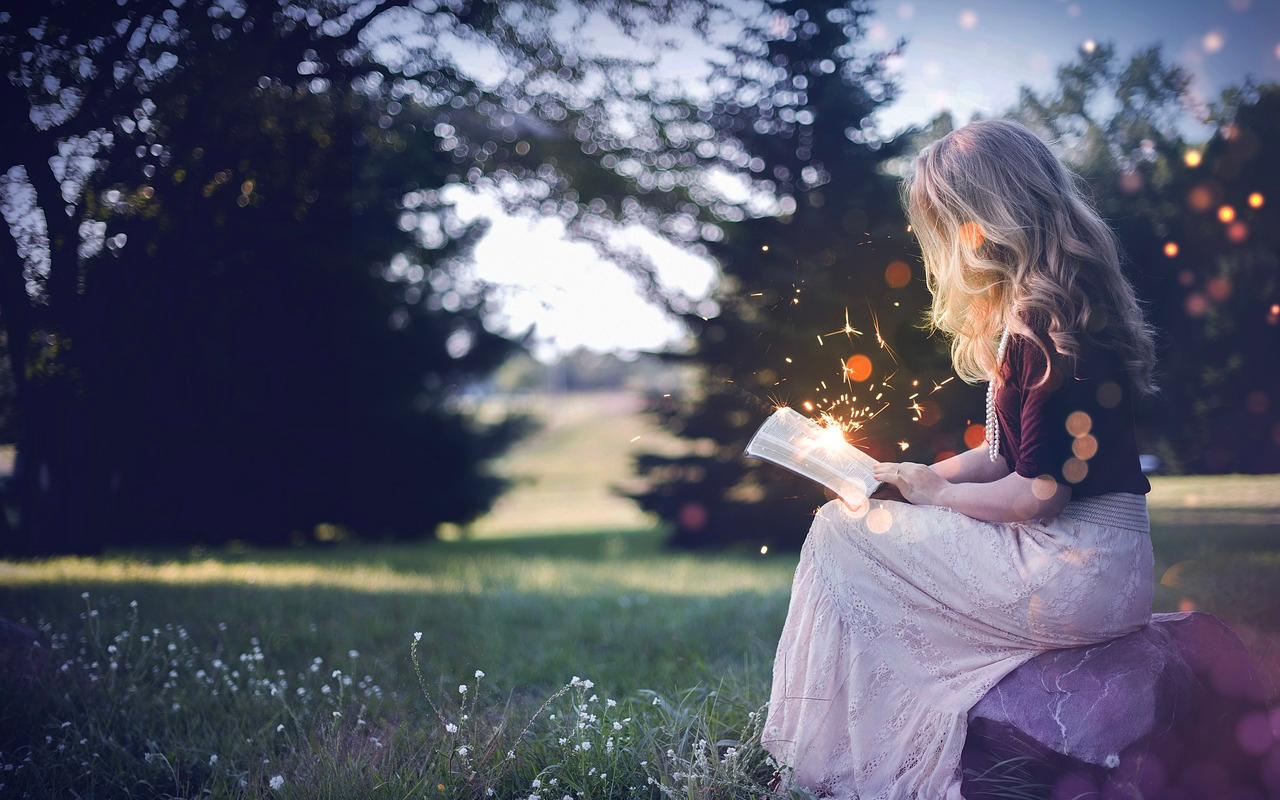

{"left": 761, "top": 119, "right": 1158, "bottom": 799}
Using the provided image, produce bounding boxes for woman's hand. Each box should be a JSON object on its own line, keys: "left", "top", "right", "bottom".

{"left": 873, "top": 461, "right": 953, "bottom": 507}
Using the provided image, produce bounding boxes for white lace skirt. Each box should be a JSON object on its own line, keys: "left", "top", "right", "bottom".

{"left": 762, "top": 494, "right": 1153, "bottom": 800}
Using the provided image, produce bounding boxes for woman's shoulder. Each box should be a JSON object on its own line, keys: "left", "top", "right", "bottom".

{"left": 1005, "top": 320, "right": 1122, "bottom": 391}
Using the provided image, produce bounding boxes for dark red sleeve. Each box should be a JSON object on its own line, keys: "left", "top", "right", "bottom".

{"left": 1010, "top": 341, "right": 1076, "bottom": 483}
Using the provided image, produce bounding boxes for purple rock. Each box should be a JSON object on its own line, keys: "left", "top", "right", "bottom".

{"left": 969, "top": 614, "right": 1202, "bottom": 765}
{"left": 962, "top": 612, "right": 1271, "bottom": 800}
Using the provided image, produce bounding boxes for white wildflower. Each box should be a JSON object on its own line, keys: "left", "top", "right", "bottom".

{"left": 269, "top": 774, "right": 285, "bottom": 790}
{"left": 209, "top": 755, "right": 218, "bottom": 765}
{"left": 474, "top": 669, "right": 485, "bottom": 678}
{"left": 457, "top": 746, "right": 469, "bottom": 757}
{"left": 458, "top": 684, "right": 467, "bottom": 695}
{"left": 580, "top": 741, "right": 591, "bottom": 751}
{"left": 606, "top": 698, "right": 616, "bottom": 708}
{"left": 445, "top": 723, "right": 458, "bottom": 734}
{"left": 1104, "top": 754, "right": 1120, "bottom": 769}
{"left": 413, "top": 632, "right": 422, "bottom": 642}
{"left": 532, "top": 779, "right": 541, "bottom": 788}
{"left": 348, "top": 650, "right": 359, "bottom": 659}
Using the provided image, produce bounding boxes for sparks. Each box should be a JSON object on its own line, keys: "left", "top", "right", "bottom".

{"left": 898, "top": 441, "right": 910, "bottom": 451}
{"left": 824, "top": 307, "right": 863, "bottom": 340}
{"left": 867, "top": 300, "right": 899, "bottom": 364}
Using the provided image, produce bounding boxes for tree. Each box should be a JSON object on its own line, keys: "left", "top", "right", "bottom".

{"left": 629, "top": 2, "right": 972, "bottom": 550}
{"left": 1013, "top": 46, "right": 1280, "bottom": 473}
{"left": 3, "top": 0, "right": 859, "bottom": 551}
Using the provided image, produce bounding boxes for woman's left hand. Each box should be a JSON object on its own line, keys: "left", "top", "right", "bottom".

{"left": 873, "top": 462, "right": 952, "bottom": 507}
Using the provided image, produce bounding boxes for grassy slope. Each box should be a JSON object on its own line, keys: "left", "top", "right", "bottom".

{"left": 0, "top": 392, "right": 1277, "bottom": 797}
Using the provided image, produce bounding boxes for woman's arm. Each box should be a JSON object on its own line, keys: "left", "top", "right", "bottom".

{"left": 929, "top": 443, "right": 1011, "bottom": 484}
{"left": 873, "top": 461, "right": 1072, "bottom": 523}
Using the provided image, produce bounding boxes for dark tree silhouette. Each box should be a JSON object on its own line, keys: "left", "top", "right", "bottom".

{"left": 628, "top": 2, "right": 970, "bottom": 550}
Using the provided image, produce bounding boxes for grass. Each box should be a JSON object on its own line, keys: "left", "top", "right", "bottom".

{"left": 0, "top": 394, "right": 1278, "bottom": 798}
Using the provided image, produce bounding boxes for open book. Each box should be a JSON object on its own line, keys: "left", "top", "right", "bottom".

{"left": 743, "top": 406, "right": 881, "bottom": 503}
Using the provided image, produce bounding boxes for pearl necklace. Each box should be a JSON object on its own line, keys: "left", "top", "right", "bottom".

{"left": 985, "top": 327, "right": 1011, "bottom": 463}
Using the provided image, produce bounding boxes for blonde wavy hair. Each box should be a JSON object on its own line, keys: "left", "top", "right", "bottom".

{"left": 903, "top": 119, "right": 1156, "bottom": 394}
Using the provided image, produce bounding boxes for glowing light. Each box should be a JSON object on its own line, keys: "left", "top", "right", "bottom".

{"left": 1269, "top": 304, "right": 1280, "bottom": 326}
{"left": 1163, "top": 242, "right": 1179, "bottom": 258}
{"left": 958, "top": 221, "right": 985, "bottom": 249}
{"left": 866, "top": 506, "right": 894, "bottom": 534}
{"left": 963, "top": 423, "right": 986, "bottom": 450}
{"left": 1063, "top": 458, "right": 1088, "bottom": 484}
{"left": 1072, "top": 435, "right": 1098, "bottom": 460}
{"left": 1207, "top": 277, "right": 1232, "bottom": 301}
{"left": 785, "top": 357, "right": 793, "bottom": 363}
{"left": 958, "top": 9, "right": 978, "bottom": 28}
{"left": 1226, "top": 222, "right": 1249, "bottom": 244}
{"left": 1248, "top": 192, "right": 1264, "bottom": 208}
{"left": 1184, "top": 150, "right": 1202, "bottom": 168}
{"left": 1082, "top": 39, "right": 1096, "bottom": 53}
{"left": 803, "top": 401, "right": 814, "bottom": 412}
{"left": 898, "top": 441, "right": 910, "bottom": 451}
{"left": 842, "top": 354, "right": 873, "bottom": 383}
{"left": 760, "top": 545, "right": 768, "bottom": 555}
{"left": 1187, "top": 186, "right": 1213, "bottom": 212}
{"left": 1031, "top": 475, "right": 1058, "bottom": 500}
{"left": 761, "top": 245, "right": 769, "bottom": 252}
{"left": 884, "top": 261, "right": 911, "bottom": 289}
{"left": 1096, "top": 382, "right": 1122, "bottom": 409}
{"left": 1202, "top": 30, "right": 1225, "bottom": 53}
{"left": 1218, "top": 205, "right": 1236, "bottom": 223}
{"left": 629, "top": 435, "right": 641, "bottom": 443}
{"left": 1065, "top": 411, "right": 1092, "bottom": 437}
{"left": 1185, "top": 293, "right": 1208, "bottom": 318}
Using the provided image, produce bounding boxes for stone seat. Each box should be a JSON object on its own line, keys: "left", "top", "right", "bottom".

{"left": 961, "top": 612, "right": 1275, "bottom": 799}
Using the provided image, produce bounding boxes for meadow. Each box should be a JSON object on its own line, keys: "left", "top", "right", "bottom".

{"left": 1, "top": 393, "right": 1278, "bottom": 799}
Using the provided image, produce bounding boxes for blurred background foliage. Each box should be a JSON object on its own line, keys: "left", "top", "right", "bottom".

{"left": 0, "top": 0, "right": 1276, "bottom": 554}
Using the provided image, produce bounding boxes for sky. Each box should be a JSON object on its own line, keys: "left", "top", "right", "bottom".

{"left": 454, "top": 0, "right": 1280, "bottom": 361}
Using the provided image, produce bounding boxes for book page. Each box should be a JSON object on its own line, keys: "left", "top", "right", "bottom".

{"left": 743, "top": 407, "right": 880, "bottom": 501}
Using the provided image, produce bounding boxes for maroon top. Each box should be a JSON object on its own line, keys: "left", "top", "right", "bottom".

{"left": 995, "top": 329, "right": 1150, "bottom": 497}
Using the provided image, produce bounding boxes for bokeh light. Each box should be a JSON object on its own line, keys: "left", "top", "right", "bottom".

{"left": 1226, "top": 222, "right": 1249, "bottom": 243}
{"left": 958, "top": 221, "right": 985, "bottom": 249}
{"left": 1065, "top": 410, "right": 1092, "bottom": 437}
{"left": 1163, "top": 241, "right": 1179, "bottom": 257}
{"left": 1186, "top": 293, "right": 1209, "bottom": 318}
{"left": 884, "top": 260, "right": 911, "bottom": 289}
{"left": 842, "top": 354, "right": 873, "bottom": 382}
{"left": 1184, "top": 150, "right": 1203, "bottom": 168}
{"left": 1218, "top": 205, "right": 1236, "bottom": 223}
{"left": 1248, "top": 192, "right": 1264, "bottom": 208}
{"left": 1188, "top": 185, "right": 1214, "bottom": 212}
{"left": 1207, "top": 277, "right": 1232, "bottom": 301}
{"left": 963, "top": 423, "right": 985, "bottom": 450}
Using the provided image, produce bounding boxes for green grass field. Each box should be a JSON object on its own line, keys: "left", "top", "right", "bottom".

{"left": 1, "top": 392, "right": 1278, "bottom": 798}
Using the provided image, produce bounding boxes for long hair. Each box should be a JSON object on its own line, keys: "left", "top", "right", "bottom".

{"left": 902, "top": 119, "right": 1157, "bottom": 394}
